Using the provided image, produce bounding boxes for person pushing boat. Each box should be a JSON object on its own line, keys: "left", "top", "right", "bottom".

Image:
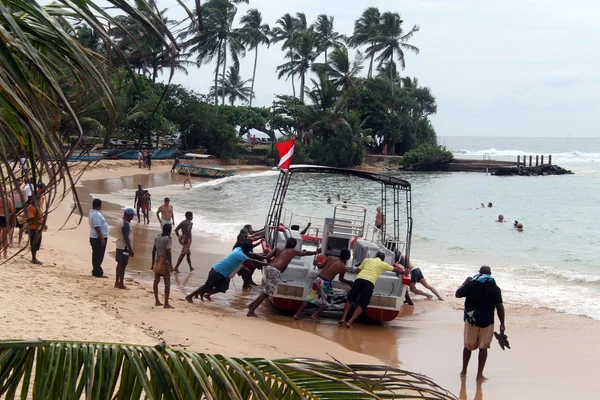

{"left": 247, "top": 238, "right": 321, "bottom": 317}
{"left": 293, "top": 249, "right": 354, "bottom": 322}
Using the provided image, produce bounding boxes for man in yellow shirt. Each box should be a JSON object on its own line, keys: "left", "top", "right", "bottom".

{"left": 339, "top": 251, "right": 404, "bottom": 328}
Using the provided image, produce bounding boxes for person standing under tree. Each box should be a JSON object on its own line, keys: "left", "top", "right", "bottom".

{"left": 26, "top": 196, "right": 45, "bottom": 265}
{"left": 456, "top": 266, "right": 505, "bottom": 381}
{"left": 88, "top": 199, "right": 108, "bottom": 278}
{"left": 114, "top": 208, "right": 135, "bottom": 290}
{"left": 0, "top": 187, "right": 14, "bottom": 259}
{"left": 174, "top": 211, "right": 194, "bottom": 272}
{"left": 152, "top": 223, "right": 174, "bottom": 308}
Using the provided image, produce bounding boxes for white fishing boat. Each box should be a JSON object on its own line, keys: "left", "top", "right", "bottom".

{"left": 264, "top": 165, "right": 413, "bottom": 322}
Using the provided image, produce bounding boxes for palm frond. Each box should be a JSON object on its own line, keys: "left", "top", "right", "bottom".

{"left": 0, "top": 340, "right": 457, "bottom": 399}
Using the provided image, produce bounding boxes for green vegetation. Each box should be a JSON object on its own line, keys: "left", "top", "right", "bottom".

{"left": 401, "top": 144, "right": 454, "bottom": 170}
{"left": 0, "top": 340, "right": 455, "bottom": 399}
{"left": 63, "top": 2, "right": 439, "bottom": 167}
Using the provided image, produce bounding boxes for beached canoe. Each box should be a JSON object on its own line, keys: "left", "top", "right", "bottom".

{"left": 118, "top": 148, "right": 178, "bottom": 160}
{"left": 176, "top": 163, "right": 238, "bottom": 179}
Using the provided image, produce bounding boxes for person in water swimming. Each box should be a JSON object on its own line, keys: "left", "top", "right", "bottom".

{"left": 517, "top": 223, "right": 524, "bottom": 232}
{"left": 496, "top": 215, "right": 506, "bottom": 223}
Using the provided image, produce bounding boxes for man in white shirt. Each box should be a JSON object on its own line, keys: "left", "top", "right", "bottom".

{"left": 89, "top": 198, "right": 109, "bottom": 278}
{"left": 21, "top": 177, "right": 34, "bottom": 201}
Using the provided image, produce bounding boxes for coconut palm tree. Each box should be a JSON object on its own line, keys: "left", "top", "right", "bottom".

{"left": 271, "top": 13, "right": 300, "bottom": 98}
{"left": 240, "top": 9, "right": 270, "bottom": 106}
{"left": 368, "top": 12, "right": 419, "bottom": 76}
{"left": 350, "top": 7, "right": 381, "bottom": 78}
{"left": 0, "top": 340, "right": 456, "bottom": 399}
{"left": 181, "top": 0, "right": 246, "bottom": 108}
{"left": 276, "top": 29, "right": 318, "bottom": 103}
{"left": 209, "top": 64, "right": 254, "bottom": 105}
{"left": 0, "top": 0, "right": 178, "bottom": 227}
{"left": 312, "top": 46, "right": 364, "bottom": 94}
{"left": 314, "top": 14, "right": 345, "bottom": 63}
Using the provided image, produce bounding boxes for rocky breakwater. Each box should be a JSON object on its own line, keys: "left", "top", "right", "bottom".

{"left": 494, "top": 164, "right": 573, "bottom": 176}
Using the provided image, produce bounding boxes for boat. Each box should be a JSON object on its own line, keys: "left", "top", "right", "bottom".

{"left": 175, "top": 163, "right": 238, "bottom": 178}
{"left": 263, "top": 165, "right": 413, "bottom": 323}
{"left": 117, "top": 147, "right": 178, "bottom": 160}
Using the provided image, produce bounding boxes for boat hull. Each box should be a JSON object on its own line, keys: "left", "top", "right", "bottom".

{"left": 269, "top": 281, "right": 405, "bottom": 323}
{"left": 176, "top": 164, "right": 238, "bottom": 178}
{"left": 117, "top": 148, "right": 178, "bottom": 160}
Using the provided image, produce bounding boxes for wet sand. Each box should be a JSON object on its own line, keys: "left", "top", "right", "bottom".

{"left": 2, "top": 160, "right": 600, "bottom": 399}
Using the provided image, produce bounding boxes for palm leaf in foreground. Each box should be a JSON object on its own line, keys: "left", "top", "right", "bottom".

{"left": 0, "top": 340, "right": 457, "bottom": 399}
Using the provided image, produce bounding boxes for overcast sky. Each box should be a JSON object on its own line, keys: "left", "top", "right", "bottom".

{"left": 156, "top": 0, "right": 599, "bottom": 137}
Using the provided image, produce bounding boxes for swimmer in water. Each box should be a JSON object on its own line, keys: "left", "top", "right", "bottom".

{"left": 496, "top": 214, "right": 506, "bottom": 223}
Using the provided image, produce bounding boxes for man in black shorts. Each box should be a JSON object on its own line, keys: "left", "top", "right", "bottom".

{"left": 399, "top": 254, "right": 444, "bottom": 301}
{"left": 339, "top": 252, "right": 404, "bottom": 328}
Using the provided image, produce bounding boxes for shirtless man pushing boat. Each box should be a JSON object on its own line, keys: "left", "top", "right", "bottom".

{"left": 293, "top": 249, "right": 354, "bottom": 322}
{"left": 247, "top": 238, "right": 321, "bottom": 317}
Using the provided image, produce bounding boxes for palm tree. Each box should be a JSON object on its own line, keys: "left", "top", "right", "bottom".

{"left": 276, "top": 29, "right": 318, "bottom": 103}
{"left": 181, "top": 0, "right": 246, "bottom": 108}
{"left": 0, "top": 0, "right": 178, "bottom": 227}
{"left": 240, "top": 9, "right": 270, "bottom": 106}
{"left": 271, "top": 13, "right": 300, "bottom": 98}
{"left": 312, "top": 46, "right": 364, "bottom": 94}
{"left": 367, "top": 12, "right": 419, "bottom": 81}
{"left": 350, "top": 7, "right": 381, "bottom": 78}
{"left": 0, "top": 340, "right": 456, "bottom": 399}
{"left": 314, "top": 14, "right": 345, "bottom": 63}
{"left": 209, "top": 64, "right": 254, "bottom": 105}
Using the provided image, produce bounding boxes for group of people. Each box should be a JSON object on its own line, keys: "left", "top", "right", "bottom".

{"left": 137, "top": 151, "right": 153, "bottom": 170}
{"left": 88, "top": 186, "right": 197, "bottom": 308}
{"left": 0, "top": 176, "right": 47, "bottom": 264}
{"left": 482, "top": 202, "right": 524, "bottom": 231}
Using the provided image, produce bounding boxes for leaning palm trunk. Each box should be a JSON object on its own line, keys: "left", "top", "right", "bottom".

{"left": 0, "top": 340, "right": 457, "bottom": 399}
{"left": 221, "top": 38, "right": 228, "bottom": 106}
{"left": 249, "top": 47, "right": 258, "bottom": 107}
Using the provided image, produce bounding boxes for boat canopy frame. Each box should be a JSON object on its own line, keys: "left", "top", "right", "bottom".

{"left": 264, "top": 165, "right": 413, "bottom": 263}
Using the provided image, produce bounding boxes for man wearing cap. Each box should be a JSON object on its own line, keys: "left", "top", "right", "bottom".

{"left": 89, "top": 199, "right": 108, "bottom": 278}
{"left": 156, "top": 197, "right": 175, "bottom": 227}
{"left": 115, "top": 208, "right": 136, "bottom": 289}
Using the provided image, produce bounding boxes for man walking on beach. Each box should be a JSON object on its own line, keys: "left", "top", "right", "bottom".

{"left": 174, "top": 211, "right": 194, "bottom": 272}
{"left": 134, "top": 184, "right": 145, "bottom": 223}
{"left": 456, "top": 266, "right": 505, "bottom": 381}
{"left": 89, "top": 199, "right": 108, "bottom": 278}
{"left": 338, "top": 252, "right": 405, "bottom": 328}
{"left": 293, "top": 249, "right": 354, "bottom": 322}
{"left": 114, "top": 208, "right": 135, "bottom": 290}
{"left": 156, "top": 197, "right": 175, "bottom": 227}
{"left": 152, "top": 223, "right": 174, "bottom": 308}
{"left": 247, "top": 238, "right": 321, "bottom": 317}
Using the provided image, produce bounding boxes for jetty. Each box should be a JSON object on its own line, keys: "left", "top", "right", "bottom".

{"left": 365, "top": 154, "right": 573, "bottom": 176}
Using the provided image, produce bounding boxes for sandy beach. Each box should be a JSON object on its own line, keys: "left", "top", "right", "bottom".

{"left": 1, "top": 160, "right": 599, "bottom": 399}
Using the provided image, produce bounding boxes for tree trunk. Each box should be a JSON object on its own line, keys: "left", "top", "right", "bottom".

{"left": 290, "top": 49, "right": 296, "bottom": 98}
{"left": 324, "top": 48, "right": 328, "bottom": 64}
{"left": 368, "top": 52, "right": 375, "bottom": 78}
{"left": 389, "top": 50, "right": 394, "bottom": 97}
{"left": 214, "top": 40, "right": 223, "bottom": 112}
{"left": 221, "top": 39, "right": 228, "bottom": 106}
{"left": 249, "top": 46, "right": 258, "bottom": 107}
{"left": 299, "top": 70, "right": 305, "bottom": 103}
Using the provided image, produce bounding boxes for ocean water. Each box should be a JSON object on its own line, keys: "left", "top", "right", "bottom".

{"left": 101, "top": 137, "right": 600, "bottom": 320}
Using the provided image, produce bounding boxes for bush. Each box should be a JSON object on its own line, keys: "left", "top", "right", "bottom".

{"left": 401, "top": 144, "right": 453, "bottom": 170}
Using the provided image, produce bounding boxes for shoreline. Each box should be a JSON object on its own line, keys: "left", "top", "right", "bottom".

{"left": 1, "top": 160, "right": 599, "bottom": 398}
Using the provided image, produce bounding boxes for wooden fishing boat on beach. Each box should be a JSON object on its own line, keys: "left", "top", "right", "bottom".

{"left": 264, "top": 165, "right": 413, "bottom": 323}
{"left": 175, "top": 164, "right": 238, "bottom": 178}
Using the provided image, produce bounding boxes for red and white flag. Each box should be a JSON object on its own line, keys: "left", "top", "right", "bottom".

{"left": 276, "top": 139, "right": 295, "bottom": 171}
